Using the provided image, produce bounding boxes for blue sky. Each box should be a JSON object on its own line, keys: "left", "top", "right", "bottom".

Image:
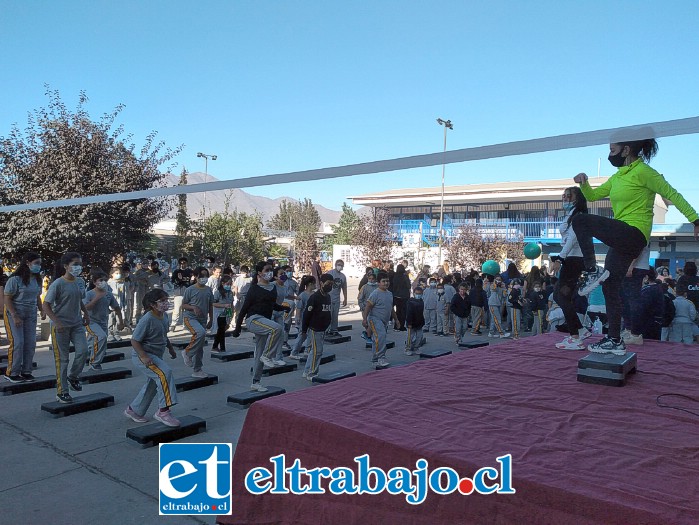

{"left": 2, "top": 1, "right": 698, "bottom": 222}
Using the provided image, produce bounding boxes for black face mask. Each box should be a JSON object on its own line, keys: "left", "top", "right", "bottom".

{"left": 608, "top": 149, "right": 626, "bottom": 168}
{"left": 322, "top": 283, "right": 333, "bottom": 293}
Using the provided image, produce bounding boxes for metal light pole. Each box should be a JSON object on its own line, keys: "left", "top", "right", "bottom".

{"left": 197, "top": 152, "right": 217, "bottom": 214}
{"left": 436, "top": 118, "right": 453, "bottom": 266}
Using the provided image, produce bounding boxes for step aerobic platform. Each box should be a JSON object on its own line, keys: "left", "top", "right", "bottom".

{"left": 227, "top": 386, "right": 286, "bottom": 407}
{"left": 419, "top": 349, "right": 453, "bottom": 359}
{"left": 126, "top": 415, "right": 207, "bottom": 448}
{"left": 258, "top": 363, "right": 297, "bottom": 376}
{"left": 299, "top": 353, "right": 336, "bottom": 365}
{"left": 41, "top": 392, "right": 114, "bottom": 417}
{"left": 175, "top": 374, "right": 218, "bottom": 392}
{"left": 577, "top": 352, "right": 637, "bottom": 387}
{"left": 211, "top": 350, "right": 254, "bottom": 361}
{"left": 325, "top": 334, "right": 351, "bottom": 345}
{"left": 103, "top": 351, "right": 126, "bottom": 363}
{"left": 0, "top": 375, "right": 57, "bottom": 396}
{"left": 337, "top": 325, "right": 352, "bottom": 332}
{"left": 312, "top": 371, "right": 356, "bottom": 384}
{"left": 365, "top": 341, "right": 395, "bottom": 349}
{"left": 79, "top": 367, "right": 132, "bottom": 384}
{"left": 106, "top": 339, "right": 132, "bottom": 349}
{"left": 459, "top": 341, "right": 490, "bottom": 349}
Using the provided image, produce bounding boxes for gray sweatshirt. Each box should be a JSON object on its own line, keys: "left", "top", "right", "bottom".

{"left": 672, "top": 296, "right": 697, "bottom": 324}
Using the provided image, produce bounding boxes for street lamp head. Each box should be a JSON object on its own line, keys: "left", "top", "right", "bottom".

{"left": 211, "top": 155, "right": 217, "bottom": 161}
{"left": 197, "top": 152, "right": 203, "bottom": 157}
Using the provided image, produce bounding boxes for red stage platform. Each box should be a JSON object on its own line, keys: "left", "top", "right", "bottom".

{"left": 219, "top": 334, "right": 699, "bottom": 525}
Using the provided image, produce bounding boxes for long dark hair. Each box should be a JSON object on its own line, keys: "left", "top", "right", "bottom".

{"left": 11, "top": 251, "right": 42, "bottom": 286}
{"left": 565, "top": 186, "right": 588, "bottom": 227}
{"left": 142, "top": 288, "right": 168, "bottom": 312}
{"left": 299, "top": 275, "right": 316, "bottom": 293}
{"left": 53, "top": 251, "right": 82, "bottom": 280}
{"left": 622, "top": 138, "right": 658, "bottom": 163}
{"left": 251, "top": 261, "right": 267, "bottom": 285}
{"left": 218, "top": 274, "right": 233, "bottom": 298}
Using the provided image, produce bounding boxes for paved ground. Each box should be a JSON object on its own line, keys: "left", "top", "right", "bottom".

{"left": 0, "top": 282, "right": 530, "bottom": 525}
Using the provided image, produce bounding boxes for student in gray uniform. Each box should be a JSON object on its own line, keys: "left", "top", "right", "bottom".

{"left": 435, "top": 283, "right": 449, "bottom": 336}
{"left": 362, "top": 272, "right": 398, "bottom": 368}
{"left": 327, "top": 259, "right": 347, "bottom": 335}
{"left": 357, "top": 272, "right": 378, "bottom": 341}
{"left": 422, "top": 278, "right": 438, "bottom": 334}
{"left": 84, "top": 270, "right": 123, "bottom": 370}
{"left": 181, "top": 267, "right": 214, "bottom": 378}
{"left": 3, "top": 251, "right": 45, "bottom": 383}
{"left": 132, "top": 259, "right": 149, "bottom": 322}
{"left": 232, "top": 261, "right": 291, "bottom": 391}
{"left": 43, "top": 251, "right": 91, "bottom": 403}
{"left": 282, "top": 265, "right": 298, "bottom": 349}
{"left": 487, "top": 276, "right": 510, "bottom": 338}
{"left": 302, "top": 274, "right": 333, "bottom": 380}
{"left": 125, "top": 289, "right": 180, "bottom": 427}
{"left": 271, "top": 268, "right": 290, "bottom": 359}
{"left": 290, "top": 276, "right": 316, "bottom": 360}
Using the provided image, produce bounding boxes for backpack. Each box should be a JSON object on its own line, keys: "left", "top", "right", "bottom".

{"left": 662, "top": 292, "right": 675, "bottom": 327}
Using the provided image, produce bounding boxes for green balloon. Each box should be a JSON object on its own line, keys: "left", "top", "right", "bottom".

{"left": 523, "top": 243, "right": 542, "bottom": 259}
{"left": 482, "top": 260, "right": 500, "bottom": 276}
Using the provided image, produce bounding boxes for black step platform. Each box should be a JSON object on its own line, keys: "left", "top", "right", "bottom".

{"left": 0, "top": 375, "right": 57, "bottom": 396}
{"left": 41, "top": 392, "right": 114, "bottom": 417}
{"left": 312, "top": 371, "right": 356, "bottom": 384}
{"left": 419, "top": 349, "right": 453, "bottom": 359}
{"left": 260, "top": 363, "right": 297, "bottom": 376}
{"left": 107, "top": 339, "right": 132, "bottom": 349}
{"left": 577, "top": 352, "right": 637, "bottom": 387}
{"left": 103, "top": 351, "right": 126, "bottom": 363}
{"left": 325, "top": 334, "right": 351, "bottom": 345}
{"left": 0, "top": 362, "right": 37, "bottom": 375}
{"left": 206, "top": 331, "right": 233, "bottom": 339}
{"left": 211, "top": 350, "right": 254, "bottom": 361}
{"left": 227, "top": 386, "right": 286, "bottom": 407}
{"left": 0, "top": 352, "right": 8, "bottom": 363}
{"left": 365, "top": 341, "right": 395, "bottom": 349}
{"left": 79, "top": 367, "right": 132, "bottom": 384}
{"left": 300, "top": 353, "right": 336, "bottom": 365}
{"left": 459, "top": 341, "right": 489, "bottom": 349}
{"left": 175, "top": 374, "right": 218, "bottom": 392}
{"left": 337, "top": 325, "right": 352, "bottom": 332}
{"left": 126, "top": 415, "right": 207, "bottom": 448}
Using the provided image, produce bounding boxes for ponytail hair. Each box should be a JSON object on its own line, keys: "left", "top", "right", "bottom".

{"left": 623, "top": 138, "right": 658, "bottom": 163}
{"left": 566, "top": 186, "right": 588, "bottom": 227}
{"left": 11, "top": 251, "right": 42, "bottom": 286}
{"left": 251, "top": 261, "right": 267, "bottom": 285}
{"left": 299, "top": 275, "right": 316, "bottom": 293}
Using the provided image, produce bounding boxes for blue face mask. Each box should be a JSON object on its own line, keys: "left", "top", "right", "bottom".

{"left": 286, "top": 271, "right": 293, "bottom": 278}
{"left": 30, "top": 264, "right": 42, "bottom": 274}
{"left": 562, "top": 202, "right": 575, "bottom": 213}
{"left": 414, "top": 294, "right": 423, "bottom": 300}
{"left": 223, "top": 285, "right": 232, "bottom": 291}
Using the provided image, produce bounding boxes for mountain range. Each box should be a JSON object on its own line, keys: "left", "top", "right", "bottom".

{"left": 165, "top": 172, "right": 342, "bottom": 225}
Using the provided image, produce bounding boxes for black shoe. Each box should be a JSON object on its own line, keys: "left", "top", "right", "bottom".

{"left": 20, "top": 373, "right": 35, "bottom": 381}
{"left": 5, "top": 375, "right": 26, "bottom": 383}
{"left": 56, "top": 393, "right": 74, "bottom": 403}
{"left": 67, "top": 378, "right": 83, "bottom": 391}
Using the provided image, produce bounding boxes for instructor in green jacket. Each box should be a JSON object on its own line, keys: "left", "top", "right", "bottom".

{"left": 571, "top": 134, "right": 699, "bottom": 356}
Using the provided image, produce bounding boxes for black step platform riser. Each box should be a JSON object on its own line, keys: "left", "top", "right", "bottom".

{"left": 211, "top": 350, "right": 254, "bottom": 361}
{"left": 420, "top": 350, "right": 453, "bottom": 359}
{"left": 300, "top": 353, "right": 336, "bottom": 365}
{"left": 0, "top": 362, "right": 37, "bottom": 374}
{"left": 459, "top": 342, "right": 490, "bottom": 348}
{"left": 227, "top": 386, "right": 286, "bottom": 407}
{"left": 79, "top": 368, "right": 132, "bottom": 384}
{"left": 0, "top": 376, "right": 57, "bottom": 396}
{"left": 325, "top": 335, "right": 351, "bottom": 344}
{"left": 175, "top": 375, "right": 218, "bottom": 392}
{"left": 313, "top": 372, "right": 356, "bottom": 384}
{"left": 41, "top": 393, "right": 115, "bottom": 417}
{"left": 366, "top": 341, "right": 395, "bottom": 349}
{"left": 257, "top": 363, "right": 298, "bottom": 376}
{"left": 337, "top": 325, "right": 352, "bottom": 332}
{"left": 103, "top": 352, "right": 126, "bottom": 363}
{"left": 126, "top": 415, "right": 206, "bottom": 448}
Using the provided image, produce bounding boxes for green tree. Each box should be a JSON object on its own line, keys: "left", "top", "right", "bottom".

{"left": 0, "top": 87, "right": 182, "bottom": 268}
{"left": 353, "top": 207, "right": 393, "bottom": 267}
{"left": 267, "top": 198, "right": 321, "bottom": 233}
{"left": 322, "top": 202, "right": 360, "bottom": 251}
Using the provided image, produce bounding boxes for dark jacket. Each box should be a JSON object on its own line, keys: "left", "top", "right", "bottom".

{"left": 392, "top": 271, "right": 411, "bottom": 299}
{"left": 526, "top": 289, "right": 547, "bottom": 311}
{"left": 469, "top": 288, "right": 488, "bottom": 308}
{"left": 302, "top": 290, "right": 332, "bottom": 333}
{"left": 508, "top": 288, "right": 524, "bottom": 310}
{"left": 235, "top": 283, "right": 286, "bottom": 329}
{"left": 405, "top": 297, "right": 425, "bottom": 328}
{"left": 450, "top": 293, "right": 471, "bottom": 318}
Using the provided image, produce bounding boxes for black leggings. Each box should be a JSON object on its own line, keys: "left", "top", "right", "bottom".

{"left": 553, "top": 256, "right": 585, "bottom": 336}
{"left": 213, "top": 316, "right": 228, "bottom": 350}
{"left": 571, "top": 214, "right": 647, "bottom": 339}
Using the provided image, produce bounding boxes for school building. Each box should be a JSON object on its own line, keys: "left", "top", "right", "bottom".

{"left": 349, "top": 177, "right": 699, "bottom": 275}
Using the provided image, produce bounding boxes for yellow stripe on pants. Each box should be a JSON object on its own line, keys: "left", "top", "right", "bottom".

{"left": 50, "top": 325, "right": 63, "bottom": 393}
{"left": 3, "top": 307, "right": 16, "bottom": 375}
{"left": 147, "top": 363, "right": 173, "bottom": 407}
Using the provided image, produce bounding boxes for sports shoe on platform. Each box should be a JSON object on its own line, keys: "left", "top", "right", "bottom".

{"left": 377, "top": 358, "right": 390, "bottom": 368}
{"left": 404, "top": 350, "right": 415, "bottom": 356}
{"left": 113, "top": 334, "right": 123, "bottom": 342}
{"left": 250, "top": 382, "right": 268, "bottom": 392}
{"left": 154, "top": 409, "right": 181, "bottom": 427}
{"left": 191, "top": 370, "right": 208, "bottom": 378}
{"left": 56, "top": 393, "right": 73, "bottom": 404}
{"left": 488, "top": 333, "right": 500, "bottom": 338}
{"left": 555, "top": 336, "right": 585, "bottom": 350}
{"left": 4, "top": 375, "right": 25, "bottom": 383}
{"left": 181, "top": 349, "right": 193, "bottom": 367}
{"left": 260, "top": 356, "right": 276, "bottom": 368}
{"left": 67, "top": 378, "right": 83, "bottom": 391}
{"left": 622, "top": 332, "right": 644, "bottom": 345}
{"left": 620, "top": 328, "right": 630, "bottom": 339}
{"left": 282, "top": 343, "right": 292, "bottom": 350}
{"left": 124, "top": 406, "right": 149, "bottom": 423}
{"left": 578, "top": 267, "right": 610, "bottom": 296}
{"left": 20, "top": 373, "right": 35, "bottom": 381}
{"left": 107, "top": 335, "right": 116, "bottom": 343}
{"left": 578, "top": 327, "right": 592, "bottom": 340}
{"left": 90, "top": 363, "right": 102, "bottom": 371}
{"left": 304, "top": 373, "right": 316, "bottom": 382}
{"left": 272, "top": 359, "right": 287, "bottom": 366}
{"left": 501, "top": 332, "right": 511, "bottom": 338}
{"left": 588, "top": 336, "right": 626, "bottom": 356}
{"left": 360, "top": 331, "right": 371, "bottom": 342}
{"left": 288, "top": 354, "right": 302, "bottom": 360}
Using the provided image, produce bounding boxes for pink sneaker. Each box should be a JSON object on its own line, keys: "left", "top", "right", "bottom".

{"left": 154, "top": 409, "right": 181, "bottom": 427}
{"left": 124, "top": 406, "right": 149, "bottom": 423}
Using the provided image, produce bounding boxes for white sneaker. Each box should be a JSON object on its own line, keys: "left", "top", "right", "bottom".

{"left": 588, "top": 336, "right": 626, "bottom": 356}
{"left": 377, "top": 358, "right": 390, "bottom": 367}
{"left": 404, "top": 350, "right": 415, "bottom": 356}
{"left": 578, "top": 327, "right": 592, "bottom": 340}
{"left": 555, "top": 336, "right": 584, "bottom": 350}
{"left": 250, "top": 382, "right": 268, "bottom": 392}
{"left": 107, "top": 335, "right": 116, "bottom": 343}
{"left": 622, "top": 332, "right": 644, "bottom": 345}
{"left": 260, "top": 356, "right": 275, "bottom": 368}
{"left": 501, "top": 332, "right": 511, "bottom": 338}
{"left": 191, "top": 370, "right": 208, "bottom": 378}
{"left": 578, "top": 267, "right": 610, "bottom": 296}
{"left": 181, "top": 349, "right": 193, "bottom": 367}
{"left": 272, "top": 359, "right": 287, "bottom": 366}
{"left": 288, "top": 354, "right": 302, "bottom": 360}
{"left": 488, "top": 333, "right": 500, "bottom": 338}
{"left": 113, "top": 334, "right": 122, "bottom": 342}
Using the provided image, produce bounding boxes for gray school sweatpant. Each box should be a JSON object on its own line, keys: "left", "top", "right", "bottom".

{"left": 183, "top": 317, "right": 207, "bottom": 372}
{"left": 303, "top": 329, "right": 325, "bottom": 377}
{"left": 423, "top": 309, "right": 437, "bottom": 332}
{"left": 368, "top": 315, "right": 389, "bottom": 362}
{"left": 454, "top": 316, "right": 468, "bottom": 342}
{"left": 669, "top": 322, "right": 694, "bottom": 344}
{"left": 406, "top": 326, "right": 421, "bottom": 352}
{"left": 436, "top": 309, "right": 447, "bottom": 335}
{"left": 130, "top": 351, "right": 178, "bottom": 413}
{"left": 488, "top": 306, "right": 506, "bottom": 335}
{"left": 51, "top": 323, "right": 89, "bottom": 395}
{"left": 531, "top": 310, "right": 546, "bottom": 335}
{"left": 86, "top": 322, "right": 108, "bottom": 366}
{"left": 470, "top": 306, "right": 485, "bottom": 333}
{"left": 246, "top": 314, "right": 283, "bottom": 383}
{"left": 329, "top": 299, "right": 340, "bottom": 332}
{"left": 3, "top": 306, "right": 37, "bottom": 377}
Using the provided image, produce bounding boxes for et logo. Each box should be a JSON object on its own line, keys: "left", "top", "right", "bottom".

{"left": 159, "top": 443, "right": 232, "bottom": 516}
